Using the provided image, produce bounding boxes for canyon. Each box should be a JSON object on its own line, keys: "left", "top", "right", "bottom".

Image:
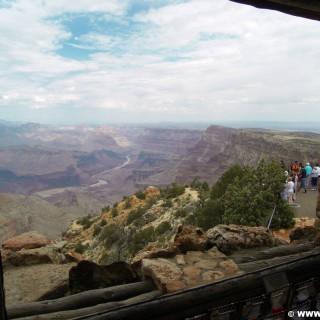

{"left": 1, "top": 120, "right": 320, "bottom": 242}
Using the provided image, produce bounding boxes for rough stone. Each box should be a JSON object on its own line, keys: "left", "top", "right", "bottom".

{"left": 141, "top": 258, "right": 183, "bottom": 293}
{"left": 174, "top": 226, "right": 210, "bottom": 253}
{"left": 184, "top": 251, "right": 205, "bottom": 264}
{"left": 289, "top": 226, "right": 317, "bottom": 243}
{"left": 202, "top": 270, "right": 225, "bottom": 281}
{"left": 207, "top": 225, "right": 274, "bottom": 254}
{"left": 176, "top": 254, "right": 185, "bottom": 266}
{"left": 195, "top": 260, "right": 217, "bottom": 270}
{"left": 2, "top": 231, "right": 52, "bottom": 252}
{"left": 183, "top": 266, "right": 201, "bottom": 280}
{"left": 220, "top": 260, "right": 239, "bottom": 273}
{"left": 165, "top": 280, "right": 187, "bottom": 293}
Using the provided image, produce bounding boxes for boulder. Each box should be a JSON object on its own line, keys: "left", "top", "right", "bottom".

{"left": 69, "top": 260, "right": 138, "bottom": 294}
{"left": 2, "top": 231, "right": 51, "bottom": 252}
{"left": 145, "top": 186, "right": 160, "bottom": 197}
{"left": 289, "top": 226, "right": 317, "bottom": 243}
{"left": 141, "top": 258, "right": 183, "bottom": 293}
{"left": 207, "top": 225, "right": 275, "bottom": 254}
{"left": 6, "top": 245, "right": 67, "bottom": 266}
{"left": 174, "top": 226, "right": 211, "bottom": 253}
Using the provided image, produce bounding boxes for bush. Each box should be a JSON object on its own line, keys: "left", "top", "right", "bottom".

{"left": 74, "top": 242, "right": 87, "bottom": 254}
{"left": 164, "top": 183, "right": 185, "bottom": 199}
{"left": 111, "top": 207, "right": 118, "bottom": 217}
{"left": 126, "top": 206, "right": 147, "bottom": 225}
{"left": 101, "top": 206, "right": 110, "bottom": 213}
{"left": 161, "top": 199, "right": 173, "bottom": 208}
{"left": 93, "top": 225, "right": 102, "bottom": 236}
{"left": 124, "top": 198, "right": 132, "bottom": 209}
{"left": 135, "top": 190, "right": 147, "bottom": 200}
{"left": 156, "top": 221, "right": 171, "bottom": 235}
{"left": 174, "top": 208, "right": 188, "bottom": 218}
{"left": 77, "top": 215, "right": 93, "bottom": 230}
{"left": 100, "top": 224, "right": 120, "bottom": 249}
{"left": 100, "top": 219, "right": 107, "bottom": 227}
{"left": 129, "top": 226, "right": 155, "bottom": 255}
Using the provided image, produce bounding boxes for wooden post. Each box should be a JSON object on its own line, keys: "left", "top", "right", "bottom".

{"left": 0, "top": 251, "right": 8, "bottom": 320}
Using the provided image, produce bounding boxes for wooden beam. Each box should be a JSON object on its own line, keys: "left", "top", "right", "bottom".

{"left": 7, "top": 281, "right": 155, "bottom": 319}
{"left": 14, "top": 291, "right": 162, "bottom": 320}
{"left": 79, "top": 252, "right": 320, "bottom": 320}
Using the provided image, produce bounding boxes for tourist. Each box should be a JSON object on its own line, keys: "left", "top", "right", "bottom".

{"left": 298, "top": 165, "right": 307, "bottom": 193}
{"left": 305, "top": 162, "right": 312, "bottom": 188}
{"left": 311, "top": 164, "right": 320, "bottom": 190}
{"left": 285, "top": 177, "right": 295, "bottom": 204}
{"left": 291, "top": 161, "right": 299, "bottom": 175}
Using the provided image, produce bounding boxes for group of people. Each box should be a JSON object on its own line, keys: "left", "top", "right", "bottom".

{"left": 282, "top": 160, "right": 320, "bottom": 204}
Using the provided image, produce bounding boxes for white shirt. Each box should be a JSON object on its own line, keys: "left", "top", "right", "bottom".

{"left": 286, "top": 181, "right": 294, "bottom": 193}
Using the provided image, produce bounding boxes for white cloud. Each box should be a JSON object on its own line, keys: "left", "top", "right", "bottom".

{"left": 1, "top": 0, "right": 320, "bottom": 123}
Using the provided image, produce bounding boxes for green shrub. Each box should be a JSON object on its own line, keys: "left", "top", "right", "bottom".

{"left": 77, "top": 215, "right": 93, "bottom": 230}
{"left": 135, "top": 190, "right": 147, "bottom": 200}
{"left": 113, "top": 202, "right": 119, "bottom": 208}
{"left": 174, "top": 208, "right": 188, "bottom": 218}
{"left": 100, "top": 224, "right": 120, "bottom": 249}
{"left": 74, "top": 242, "right": 87, "bottom": 254}
{"left": 129, "top": 226, "right": 155, "bottom": 255}
{"left": 111, "top": 207, "right": 118, "bottom": 217}
{"left": 100, "top": 219, "right": 107, "bottom": 227}
{"left": 156, "top": 221, "right": 171, "bottom": 235}
{"left": 93, "top": 225, "right": 102, "bottom": 236}
{"left": 161, "top": 199, "right": 173, "bottom": 208}
{"left": 126, "top": 206, "right": 147, "bottom": 225}
{"left": 124, "top": 198, "right": 132, "bottom": 209}
{"left": 101, "top": 206, "right": 110, "bottom": 213}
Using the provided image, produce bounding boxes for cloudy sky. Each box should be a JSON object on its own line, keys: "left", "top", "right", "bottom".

{"left": 1, "top": 0, "right": 320, "bottom": 125}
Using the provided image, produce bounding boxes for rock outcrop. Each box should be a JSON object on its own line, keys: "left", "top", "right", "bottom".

{"left": 139, "top": 247, "right": 244, "bottom": 293}
{"left": 174, "top": 225, "right": 211, "bottom": 253}
{"left": 207, "top": 225, "right": 275, "bottom": 254}
{"left": 2, "top": 231, "right": 52, "bottom": 252}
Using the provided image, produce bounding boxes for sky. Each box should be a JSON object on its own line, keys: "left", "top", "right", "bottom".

{"left": 0, "top": 0, "right": 320, "bottom": 125}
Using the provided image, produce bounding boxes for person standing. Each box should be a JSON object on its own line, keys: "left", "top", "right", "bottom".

{"left": 311, "top": 164, "right": 320, "bottom": 190}
{"left": 298, "top": 165, "right": 307, "bottom": 193}
{"left": 285, "top": 177, "right": 295, "bottom": 204}
{"left": 305, "top": 162, "right": 312, "bottom": 188}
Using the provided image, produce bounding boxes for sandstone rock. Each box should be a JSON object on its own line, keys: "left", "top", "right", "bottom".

{"left": 145, "top": 186, "right": 160, "bottom": 197}
{"left": 69, "top": 260, "right": 137, "bottom": 294}
{"left": 207, "top": 225, "right": 274, "bottom": 254}
{"left": 289, "top": 226, "right": 317, "bottom": 243}
{"left": 165, "top": 280, "right": 187, "bottom": 293}
{"left": 7, "top": 249, "right": 52, "bottom": 266}
{"left": 7, "top": 245, "right": 67, "bottom": 266}
{"left": 202, "top": 270, "right": 225, "bottom": 281}
{"left": 184, "top": 251, "right": 205, "bottom": 264}
{"left": 195, "top": 260, "right": 217, "bottom": 270}
{"left": 65, "top": 251, "right": 84, "bottom": 263}
{"left": 220, "top": 260, "right": 239, "bottom": 273}
{"left": 183, "top": 266, "right": 201, "bottom": 285}
{"left": 2, "top": 231, "right": 52, "bottom": 252}
{"left": 131, "top": 246, "right": 178, "bottom": 269}
{"left": 174, "top": 226, "right": 211, "bottom": 253}
{"left": 176, "top": 255, "right": 185, "bottom": 266}
{"left": 141, "top": 258, "right": 183, "bottom": 293}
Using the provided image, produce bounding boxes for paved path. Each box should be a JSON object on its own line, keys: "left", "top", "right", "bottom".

{"left": 291, "top": 189, "right": 319, "bottom": 218}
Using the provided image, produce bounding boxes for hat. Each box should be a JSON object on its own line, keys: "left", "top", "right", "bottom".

{"left": 306, "top": 162, "right": 310, "bottom": 165}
